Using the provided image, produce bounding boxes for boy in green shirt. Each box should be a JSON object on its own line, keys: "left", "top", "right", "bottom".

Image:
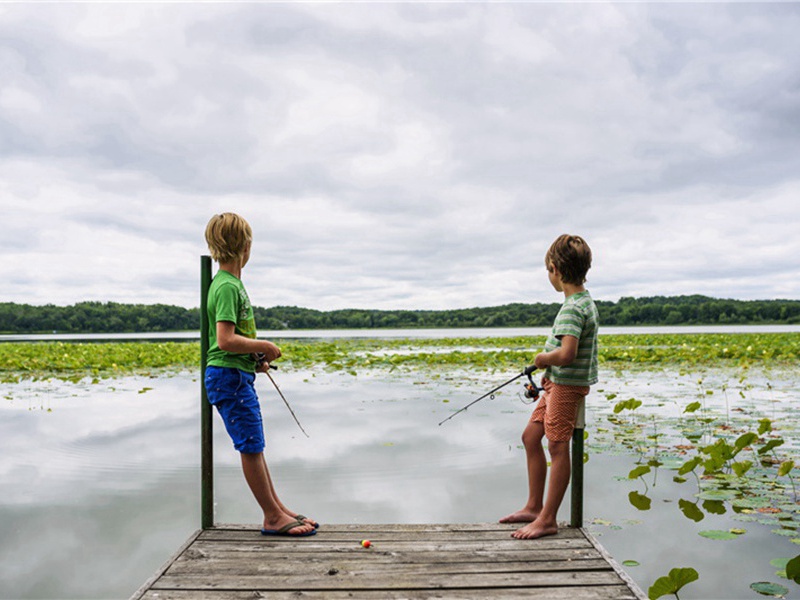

{"left": 204, "top": 213, "right": 316, "bottom": 537}
{"left": 500, "top": 234, "right": 599, "bottom": 539}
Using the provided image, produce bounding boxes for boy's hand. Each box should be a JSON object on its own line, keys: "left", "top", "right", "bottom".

{"left": 534, "top": 352, "right": 549, "bottom": 369}
{"left": 261, "top": 341, "right": 282, "bottom": 363}
{"left": 254, "top": 358, "right": 272, "bottom": 373}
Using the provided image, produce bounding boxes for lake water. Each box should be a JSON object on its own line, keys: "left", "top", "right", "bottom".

{"left": 0, "top": 363, "right": 797, "bottom": 599}
{"left": 2, "top": 323, "right": 799, "bottom": 342}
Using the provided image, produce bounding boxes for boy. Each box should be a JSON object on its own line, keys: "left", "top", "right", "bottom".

{"left": 500, "top": 234, "right": 599, "bottom": 539}
{"left": 204, "top": 212, "right": 316, "bottom": 537}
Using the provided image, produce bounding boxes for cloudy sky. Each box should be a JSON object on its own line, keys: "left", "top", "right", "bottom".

{"left": 2, "top": 3, "right": 799, "bottom": 311}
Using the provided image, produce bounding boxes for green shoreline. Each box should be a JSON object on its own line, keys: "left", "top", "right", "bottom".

{"left": 1, "top": 332, "right": 798, "bottom": 382}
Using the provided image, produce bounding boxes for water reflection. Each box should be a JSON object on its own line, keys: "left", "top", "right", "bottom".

{"left": 0, "top": 366, "right": 796, "bottom": 599}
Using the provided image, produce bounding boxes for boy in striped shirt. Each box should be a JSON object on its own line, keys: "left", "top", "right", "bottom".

{"left": 501, "top": 234, "right": 599, "bottom": 539}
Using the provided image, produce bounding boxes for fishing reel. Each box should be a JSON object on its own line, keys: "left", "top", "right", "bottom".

{"left": 251, "top": 353, "right": 276, "bottom": 370}
{"left": 521, "top": 365, "right": 544, "bottom": 404}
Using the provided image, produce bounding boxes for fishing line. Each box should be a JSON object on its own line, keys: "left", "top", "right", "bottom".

{"left": 438, "top": 364, "right": 543, "bottom": 426}
{"left": 254, "top": 354, "right": 310, "bottom": 438}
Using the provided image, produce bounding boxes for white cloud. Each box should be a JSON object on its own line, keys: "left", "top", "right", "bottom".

{"left": 1, "top": 3, "right": 798, "bottom": 310}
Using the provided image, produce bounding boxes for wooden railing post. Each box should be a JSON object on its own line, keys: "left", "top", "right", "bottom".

{"left": 200, "top": 255, "right": 214, "bottom": 529}
{"left": 570, "top": 397, "right": 586, "bottom": 528}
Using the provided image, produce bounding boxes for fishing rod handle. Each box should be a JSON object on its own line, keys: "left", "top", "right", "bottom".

{"left": 252, "top": 353, "right": 278, "bottom": 369}
{"left": 523, "top": 364, "right": 536, "bottom": 376}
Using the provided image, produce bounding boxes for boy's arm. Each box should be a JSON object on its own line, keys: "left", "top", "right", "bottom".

{"left": 216, "top": 321, "right": 282, "bottom": 363}
{"left": 534, "top": 335, "right": 578, "bottom": 369}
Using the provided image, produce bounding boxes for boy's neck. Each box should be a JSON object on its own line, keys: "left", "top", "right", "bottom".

{"left": 218, "top": 261, "right": 242, "bottom": 279}
{"left": 562, "top": 283, "right": 586, "bottom": 299}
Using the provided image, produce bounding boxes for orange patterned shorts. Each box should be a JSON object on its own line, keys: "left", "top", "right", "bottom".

{"left": 530, "top": 377, "right": 590, "bottom": 442}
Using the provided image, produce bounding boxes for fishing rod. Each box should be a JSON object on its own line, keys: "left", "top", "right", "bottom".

{"left": 254, "top": 354, "right": 310, "bottom": 438}
{"left": 438, "top": 364, "right": 543, "bottom": 426}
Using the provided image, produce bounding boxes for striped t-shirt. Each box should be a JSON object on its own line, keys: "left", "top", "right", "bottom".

{"left": 543, "top": 290, "right": 599, "bottom": 386}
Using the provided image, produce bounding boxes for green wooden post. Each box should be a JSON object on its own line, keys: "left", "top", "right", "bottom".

{"left": 200, "top": 255, "right": 214, "bottom": 529}
{"left": 570, "top": 426, "right": 585, "bottom": 528}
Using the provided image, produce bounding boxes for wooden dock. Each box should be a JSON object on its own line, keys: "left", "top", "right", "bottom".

{"left": 131, "top": 523, "right": 646, "bottom": 599}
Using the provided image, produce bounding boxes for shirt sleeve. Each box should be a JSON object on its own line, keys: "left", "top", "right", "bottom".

{"left": 212, "top": 282, "right": 239, "bottom": 324}
{"left": 552, "top": 303, "right": 585, "bottom": 340}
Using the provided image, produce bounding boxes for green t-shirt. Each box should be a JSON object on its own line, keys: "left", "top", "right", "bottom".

{"left": 543, "top": 290, "right": 599, "bottom": 387}
{"left": 206, "top": 270, "right": 258, "bottom": 372}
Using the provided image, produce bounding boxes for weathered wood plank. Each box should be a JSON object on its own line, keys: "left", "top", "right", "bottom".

{"left": 202, "top": 523, "right": 587, "bottom": 540}
{"left": 166, "top": 557, "right": 613, "bottom": 577}
{"left": 174, "top": 543, "right": 602, "bottom": 564}
{"left": 140, "top": 585, "right": 639, "bottom": 600}
{"left": 140, "top": 584, "right": 640, "bottom": 600}
{"left": 154, "top": 570, "right": 627, "bottom": 591}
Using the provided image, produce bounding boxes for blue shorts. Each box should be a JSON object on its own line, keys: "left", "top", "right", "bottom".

{"left": 204, "top": 366, "right": 265, "bottom": 454}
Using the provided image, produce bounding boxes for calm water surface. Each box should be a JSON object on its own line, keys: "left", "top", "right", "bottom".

{"left": 0, "top": 365, "right": 796, "bottom": 599}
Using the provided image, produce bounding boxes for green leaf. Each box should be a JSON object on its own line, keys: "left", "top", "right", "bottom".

{"left": 770, "top": 558, "right": 789, "bottom": 569}
{"left": 702, "top": 499, "right": 726, "bottom": 515}
{"left": 786, "top": 555, "right": 800, "bottom": 583}
{"left": 734, "top": 432, "right": 758, "bottom": 452}
{"left": 629, "top": 490, "right": 652, "bottom": 511}
{"left": 629, "top": 465, "right": 652, "bottom": 479}
{"left": 732, "top": 460, "right": 753, "bottom": 477}
{"left": 614, "top": 398, "right": 643, "bottom": 413}
{"left": 759, "top": 439, "right": 785, "bottom": 455}
{"left": 759, "top": 419, "right": 772, "bottom": 435}
{"left": 648, "top": 567, "right": 699, "bottom": 600}
{"left": 679, "top": 499, "right": 704, "bottom": 523}
{"left": 678, "top": 456, "right": 702, "bottom": 475}
{"left": 750, "top": 581, "right": 789, "bottom": 597}
{"left": 699, "top": 529, "right": 737, "bottom": 540}
{"left": 623, "top": 560, "right": 640, "bottom": 567}
{"left": 696, "top": 489, "right": 739, "bottom": 502}
{"left": 684, "top": 401, "right": 702, "bottom": 413}
{"left": 779, "top": 460, "right": 794, "bottom": 477}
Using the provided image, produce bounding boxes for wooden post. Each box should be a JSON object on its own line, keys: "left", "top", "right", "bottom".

{"left": 200, "top": 255, "right": 214, "bottom": 530}
{"left": 570, "top": 396, "right": 586, "bottom": 528}
{"left": 570, "top": 426, "right": 584, "bottom": 528}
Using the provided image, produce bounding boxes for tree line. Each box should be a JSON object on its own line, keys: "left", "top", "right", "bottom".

{"left": 0, "top": 296, "right": 798, "bottom": 334}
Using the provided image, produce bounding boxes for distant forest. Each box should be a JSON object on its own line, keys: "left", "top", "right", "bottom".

{"left": 1, "top": 296, "right": 799, "bottom": 334}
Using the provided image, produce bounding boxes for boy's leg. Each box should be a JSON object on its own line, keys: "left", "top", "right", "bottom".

{"left": 258, "top": 454, "right": 318, "bottom": 528}
{"left": 512, "top": 439, "right": 570, "bottom": 539}
{"left": 241, "top": 452, "right": 314, "bottom": 535}
{"left": 512, "top": 380, "right": 587, "bottom": 539}
{"left": 500, "top": 420, "right": 546, "bottom": 523}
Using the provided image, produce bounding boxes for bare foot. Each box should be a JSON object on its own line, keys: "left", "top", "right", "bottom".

{"left": 511, "top": 519, "right": 558, "bottom": 539}
{"left": 499, "top": 509, "right": 538, "bottom": 524}
{"left": 292, "top": 513, "right": 319, "bottom": 529}
{"left": 263, "top": 514, "right": 315, "bottom": 536}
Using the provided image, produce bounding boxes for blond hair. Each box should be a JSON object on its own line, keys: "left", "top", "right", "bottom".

{"left": 205, "top": 213, "right": 252, "bottom": 263}
{"left": 545, "top": 234, "right": 592, "bottom": 285}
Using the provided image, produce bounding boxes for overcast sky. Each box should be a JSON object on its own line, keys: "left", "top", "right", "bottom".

{"left": 2, "top": 3, "right": 799, "bottom": 311}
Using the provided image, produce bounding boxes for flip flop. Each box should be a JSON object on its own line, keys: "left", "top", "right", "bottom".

{"left": 295, "top": 514, "right": 320, "bottom": 529}
{"left": 260, "top": 520, "right": 317, "bottom": 537}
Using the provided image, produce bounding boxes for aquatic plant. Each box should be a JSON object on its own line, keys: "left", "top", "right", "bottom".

{"left": 648, "top": 567, "right": 699, "bottom": 600}
{"left": 1, "top": 332, "right": 798, "bottom": 382}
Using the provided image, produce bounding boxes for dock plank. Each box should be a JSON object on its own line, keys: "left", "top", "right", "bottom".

{"left": 131, "top": 524, "right": 646, "bottom": 600}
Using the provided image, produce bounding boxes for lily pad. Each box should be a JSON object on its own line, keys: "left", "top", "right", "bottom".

{"left": 750, "top": 581, "right": 789, "bottom": 597}
{"left": 697, "top": 489, "right": 738, "bottom": 501}
{"left": 699, "top": 530, "right": 737, "bottom": 540}
{"left": 622, "top": 560, "right": 640, "bottom": 567}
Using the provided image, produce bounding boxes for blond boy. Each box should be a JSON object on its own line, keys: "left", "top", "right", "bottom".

{"left": 204, "top": 213, "right": 316, "bottom": 537}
